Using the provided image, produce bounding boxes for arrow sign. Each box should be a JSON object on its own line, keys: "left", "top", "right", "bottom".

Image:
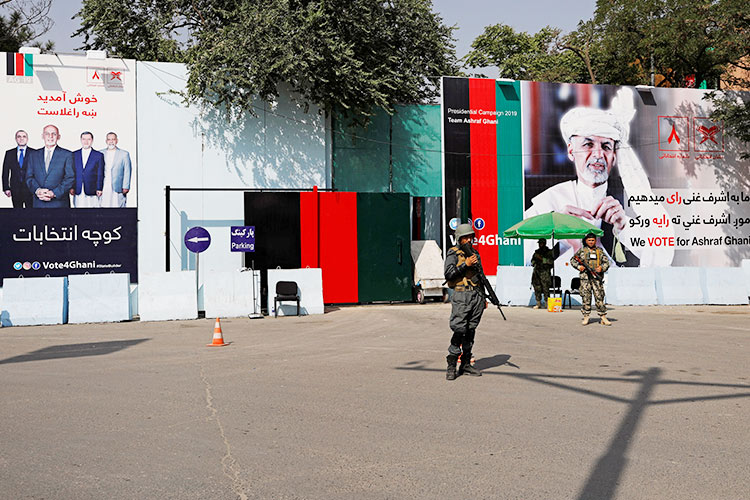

{"left": 184, "top": 226, "right": 211, "bottom": 253}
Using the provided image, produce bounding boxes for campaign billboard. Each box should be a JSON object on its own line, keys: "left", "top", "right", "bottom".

{"left": 1, "top": 52, "right": 138, "bottom": 283}
{"left": 441, "top": 77, "right": 750, "bottom": 270}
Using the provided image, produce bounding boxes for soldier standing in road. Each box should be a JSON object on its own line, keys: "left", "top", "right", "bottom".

{"left": 443, "top": 223, "right": 485, "bottom": 380}
{"left": 571, "top": 233, "right": 611, "bottom": 326}
{"left": 531, "top": 238, "right": 554, "bottom": 309}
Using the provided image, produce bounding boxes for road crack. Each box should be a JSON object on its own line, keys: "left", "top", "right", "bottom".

{"left": 200, "top": 363, "right": 249, "bottom": 500}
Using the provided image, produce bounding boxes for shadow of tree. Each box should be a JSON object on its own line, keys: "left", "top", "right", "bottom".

{"left": 0, "top": 339, "right": 150, "bottom": 364}
{"left": 194, "top": 83, "right": 327, "bottom": 189}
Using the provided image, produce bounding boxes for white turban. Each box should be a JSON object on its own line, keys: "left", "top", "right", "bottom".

{"left": 559, "top": 107, "right": 626, "bottom": 143}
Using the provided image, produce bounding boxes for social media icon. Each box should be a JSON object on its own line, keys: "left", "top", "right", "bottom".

{"left": 22, "top": 261, "right": 31, "bottom": 270}
{"left": 32, "top": 261, "right": 41, "bottom": 270}
{"left": 474, "top": 218, "right": 485, "bottom": 230}
{"left": 13, "top": 261, "right": 22, "bottom": 270}
{"left": 449, "top": 218, "right": 458, "bottom": 230}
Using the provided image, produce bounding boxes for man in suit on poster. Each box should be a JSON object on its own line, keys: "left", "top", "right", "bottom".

{"left": 25, "top": 124, "right": 75, "bottom": 208}
{"left": 100, "top": 132, "right": 132, "bottom": 208}
{"left": 70, "top": 131, "right": 104, "bottom": 208}
{"left": 2, "top": 130, "right": 35, "bottom": 208}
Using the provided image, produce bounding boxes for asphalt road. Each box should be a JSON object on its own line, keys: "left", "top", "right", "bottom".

{"left": 1, "top": 304, "right": 748, "bottom": 500}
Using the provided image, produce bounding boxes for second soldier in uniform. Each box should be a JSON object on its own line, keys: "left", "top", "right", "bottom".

{"left": 531, "top": 238, "right": 554, "bottom": 309}
{"left": 571, "top": 233, "right": 612, "bottom": 326}
{"left": 443, "top": 223, "right": 485, "bottom": 380}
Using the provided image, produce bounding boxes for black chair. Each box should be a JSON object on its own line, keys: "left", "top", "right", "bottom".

{"left": 549, "top": 275, "right": 562, "bottom": 297}
{"left": 563, "top": 277, "right": 581, "bottom": 309}
{"left": 274, "top": 281, "right": 300, "bottom": 317}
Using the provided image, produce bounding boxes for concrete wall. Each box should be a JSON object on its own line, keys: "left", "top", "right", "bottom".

{"left": 135, "top": 62, "right": 330, "bottom": 309}
{"left": 267, "top": 268, "right": 325, "bottom": 316}
{"left": 68, "top": 274, "right": 131, "bottom": 323}
{"left": 203, "top": 270, "right": 261, "bottom": 318}
{"left": 138, "top": 271, "right": 197, "bottom": 321}
{"left": 1, "top": 277, "right": 67, "bottom": 326}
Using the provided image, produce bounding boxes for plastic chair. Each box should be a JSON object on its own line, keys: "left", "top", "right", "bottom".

{"left": 274, "top": 281, "right": 300, "bottom": 317}
{"left": 563, "top": 277, "right": 581, "bottom": 309}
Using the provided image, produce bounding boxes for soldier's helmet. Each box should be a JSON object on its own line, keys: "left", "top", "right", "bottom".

{"left": 582, "top": 232, "right": 597, "bottom": 243}
{"left": 455, "top": 223, "right": 475, "bottom": 240}
{"left": 538, "top": 238, "right": 547, "bottom": 244}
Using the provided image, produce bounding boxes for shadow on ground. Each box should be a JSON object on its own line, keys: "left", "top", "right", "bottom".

{"left": 0, "top": 339, "right": 150, "bottom": 365}
{"left": 396, "top": 363, "right": 750, "bottom": 500}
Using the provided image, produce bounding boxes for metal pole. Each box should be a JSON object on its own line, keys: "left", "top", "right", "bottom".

{"left": 165, "top": 185, "right": 171, "bottom": 272}
{"left": 196, "top": 252, "right": 200, "bottom": 299}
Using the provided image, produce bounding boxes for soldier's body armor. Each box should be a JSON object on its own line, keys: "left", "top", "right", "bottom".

{"left": 579, "top": 247, "right": 602, "bottom": 277}
{"left": 446, "top": 247, "right": 481, "bottom": 289}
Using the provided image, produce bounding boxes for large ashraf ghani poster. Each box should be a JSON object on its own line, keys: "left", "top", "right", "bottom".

{"left": 441, "top": 77, "right": 750, "bottom": 271}
{"left": 0, "top": 52, "right": 137, "bottom": 283}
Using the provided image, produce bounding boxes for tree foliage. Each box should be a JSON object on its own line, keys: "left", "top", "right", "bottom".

{"left": 464, "top": 24, "right": 587, "bottom": 83}
{"left": 73, "top": 0, "right": 190, "bottom": 62}
{"left": 465, "top": 0, "right": 749, "bottom": 149}
{"left": 0, "top": 0, "right": 54, "bottom": 52}
{"left": 592, "top": 0, "right": 749, "bottom": 88}
{"left": 708, "top": 91, "right": 750, "bottom": 159}
{"left": 465, "top": 0, "right": 749, "bottom": 88}
{"left": 74, "top": 0, "right": 459, "bottom": 124}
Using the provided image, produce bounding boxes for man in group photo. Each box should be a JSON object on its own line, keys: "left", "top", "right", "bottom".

{"left": 25, "top": 124, "right": 75, "bottom": 208}
{"left": 2, "top": 129, "right": 34, "bottom": 208}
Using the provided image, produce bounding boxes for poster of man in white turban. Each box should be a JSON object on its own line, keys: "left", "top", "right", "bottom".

{"left": 523, "top": 84, "right": 676, "bottom": 267}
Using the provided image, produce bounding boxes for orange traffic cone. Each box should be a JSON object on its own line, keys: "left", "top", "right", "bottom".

{"left": 207, "top": 318, "right": 229, "bottom": 347}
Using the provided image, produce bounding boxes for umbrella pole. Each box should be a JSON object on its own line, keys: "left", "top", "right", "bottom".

{"left": 552, "top": 234, "right": 557, "bottom": 298}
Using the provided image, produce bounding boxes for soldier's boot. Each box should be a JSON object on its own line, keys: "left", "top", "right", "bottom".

{"left": 581, "top": 315, "right": 590, "bottom": 326}
{"left": 458, "top": 351, "right": 482, "bottom": 376}
{"left": 446, "top": 353, "right": 458, "bottom": 381}
{"left": 459, "top": 363, "right": 482, "bottom": 377}
{"left": 600, "top": 316, "right": 612, "bottom": 326}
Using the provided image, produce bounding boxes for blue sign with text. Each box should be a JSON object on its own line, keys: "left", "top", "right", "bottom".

{"left": 230, "top": 226, "right": 255, "bottom": 252}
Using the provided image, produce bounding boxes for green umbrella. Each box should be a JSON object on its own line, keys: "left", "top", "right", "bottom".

{"left": 502, "top": 212, "right": 603, "bottom": 299}
{"left": 502, "top": 212, "right": 603, "bottom": 240}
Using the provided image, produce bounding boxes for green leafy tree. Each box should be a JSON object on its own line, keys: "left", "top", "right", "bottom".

{"left": 708, "top": 91, "right": 750, "bottom": 158}
{"left": 73, "top": 0, "right": 189, "bottom": 62}
{"left": 0, "top": 0, "right": 54, "bottom": 52}
{"left": 464, "top": 24, "right": 587, "bottom": 83}
{"left": 74, "top": 0, "right": 458, "bottom": 124}
{"left": 591, "top": 0, "right": 749, "bottom": 88}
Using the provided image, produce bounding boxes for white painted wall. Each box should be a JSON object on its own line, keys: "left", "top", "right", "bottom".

{"left": 135, "top": 62, "right": 331, "bottom": 310}
{"left": 267, "top": 268, "right": 325, "bottom": 316}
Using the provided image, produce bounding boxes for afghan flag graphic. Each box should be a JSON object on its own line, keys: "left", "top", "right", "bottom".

{"left": 244, "top": 190, "right": 412, "bottom": 304}
{"left": 6, "top": 52, "right": 34, "bottom": 76}
{"left": 442, "top": 77, "right": 525, "bottom": 269}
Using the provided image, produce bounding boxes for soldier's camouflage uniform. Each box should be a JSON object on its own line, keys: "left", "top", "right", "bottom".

{"left": 531, "top": 247, "right": 554, "bottom": 306}
{"left": 570, "top": 245, "right": 610, "bottom": 316}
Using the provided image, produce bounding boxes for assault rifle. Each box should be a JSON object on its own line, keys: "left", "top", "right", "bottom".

{"left": 462, "top": 245, "right": 507, "bottom": 321}
{"left": 573, "top": 253, "right": 603, "bottom": 282}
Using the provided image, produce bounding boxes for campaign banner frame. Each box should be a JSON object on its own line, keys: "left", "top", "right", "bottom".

{"left": 0, "top": 209, "right": 138, "bottom": 285}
